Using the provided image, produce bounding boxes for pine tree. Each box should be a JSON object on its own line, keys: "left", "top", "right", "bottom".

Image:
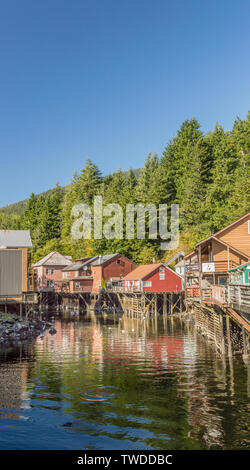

{"left": 61, "top": 170, "right": 79, "bottom": 239}
{"left": 77, "top": 159, "right": 102, "bottom": 205}
{"left": 204, "top": 124, "right": 240, "bottom": 231}
{"left": 21, "top": 193, "right": 38, "bottom": 235}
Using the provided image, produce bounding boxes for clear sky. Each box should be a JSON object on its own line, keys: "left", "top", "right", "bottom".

{"left": 0, "top": 0, "right": 249, "bottom": 206}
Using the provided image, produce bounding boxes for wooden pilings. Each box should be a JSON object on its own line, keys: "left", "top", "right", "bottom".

{"left": 117, "top": 292, "right": 184, "bottom": 317}
{"left": 189, "top": 302, "right": 249, "bottom": 356}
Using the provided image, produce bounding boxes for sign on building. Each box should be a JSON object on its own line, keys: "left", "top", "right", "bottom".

{"left": 202, "top": 262, "right": 215, "bottom": 273}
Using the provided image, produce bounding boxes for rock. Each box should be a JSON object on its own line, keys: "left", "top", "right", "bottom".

{"left": 0, "top": 314, "right": 51, "bottom": 344}
{"left": 13, "top": 322, "right": 23, "bottom": 331}
{"left": 49, "top": 327, "right": 57, "bottom": 335}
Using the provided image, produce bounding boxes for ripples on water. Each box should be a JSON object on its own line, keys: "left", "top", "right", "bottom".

{"left": 0, "top": 312, "right": 249, "bottom": 450}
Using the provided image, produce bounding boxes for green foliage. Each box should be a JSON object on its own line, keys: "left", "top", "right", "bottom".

{"left": 0, "top": 113, "right": 249, "bottom": 264}
{"left": 0, "top": 212, "right": 21, "bottom": 229}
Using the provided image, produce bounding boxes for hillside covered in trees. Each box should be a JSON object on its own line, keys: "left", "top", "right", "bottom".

{"left": 1, "top": 114, "right": 249, "bottom": 263}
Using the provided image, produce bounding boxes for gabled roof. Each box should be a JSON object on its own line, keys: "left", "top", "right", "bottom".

{"left": 184, "top": 212, "right": 250, "bottom": 261}
{"left": 196, "top": 236, "right": 249, "bottom": 260}
{"left": 32, "top": 251, "right": 73, "bottom": 267}
{"left": 90, "top": 253, "right": 136, "bottom": 266}
{"left": 0, "top": 230, "right": 32, "bottom": 248}
{"left": 214, "top": 212, "right": 250, "bottom": 237}
{"left": 90, "top": 253, "right": 119, "bottom": 266}
{"left": 184, "top": 250, "right": 196, "bottom": 260}
{"left": 123, "top": 263, "right": 163, "bottom": 281}
{"left": 62, "top": 256, "right": 98, "bottom": 272}
{"left": 75, "top": 256, "right": 95, "bottom": 263}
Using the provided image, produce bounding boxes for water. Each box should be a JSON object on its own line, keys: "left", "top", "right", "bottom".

{"left": 0, "top": 312, "right": 249, "bottom": 450}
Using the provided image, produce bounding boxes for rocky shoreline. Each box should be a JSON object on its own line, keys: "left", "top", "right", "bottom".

{"left": 0, "top": 313, "right": 54, "bottom": 345}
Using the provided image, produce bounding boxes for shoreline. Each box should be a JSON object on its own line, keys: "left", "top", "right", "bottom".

{"left": 0, "top": 312, "right": 53, "bottom": 346}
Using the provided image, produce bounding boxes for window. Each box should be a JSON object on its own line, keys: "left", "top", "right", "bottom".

{"left": 117, "top": 259, "right": 125, "bottom": 266}
{"left": 51, "top": 268, "right": 55, "bottom": 275}
{"left": 159, "top": 273, "right": 165, "bottom": 280}
{"left": 63, "top": 272, "right": 68, "bottom": 279}
{"left": 143, "top": 281, "right": 152, "bottom": 287}
{"left": 206, "top": 276, "right": 214, "bottom": 285}
{"left": 46, "top": 268, "right": 49, "bottom": 275}
{"left": 218, "top": 276, "right": 228, "bottom": 286}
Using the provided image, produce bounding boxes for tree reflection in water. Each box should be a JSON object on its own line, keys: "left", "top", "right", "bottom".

{"left": 0, "top": 313, "right": 248, "bottom": 450}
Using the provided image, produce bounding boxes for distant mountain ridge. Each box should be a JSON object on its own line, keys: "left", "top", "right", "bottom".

{"left": 0, "top": 168, "right": 141, "bottom": 216}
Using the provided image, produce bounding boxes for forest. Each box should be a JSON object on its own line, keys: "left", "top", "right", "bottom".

{"left": 0, "top": 114, "right": 249, "bottom": 264}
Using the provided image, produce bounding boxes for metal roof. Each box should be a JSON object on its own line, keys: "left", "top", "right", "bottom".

{"left": 62, "top": 256, "right": 98, "bottom": 271}
{"left": 62, "top": 262, "right": 85, "bottom": 272}
{"left": 165, "top": 251, "right": 185, "bottom": 266}
{"left": 32, "top": 252, "right": 72, "bottom": 267}
{"left": 90, "top": 254, "right": 119, "bottom": 266}
{"left": 0, "top": 230, "right": 32, "bottom": 248}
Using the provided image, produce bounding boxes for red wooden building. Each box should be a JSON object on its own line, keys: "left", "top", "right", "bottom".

{"left": 57, "top": 253, "right": 136, "bottom": 294}
{"left": 122, "top": 263, "right": 183, "bottom": 293}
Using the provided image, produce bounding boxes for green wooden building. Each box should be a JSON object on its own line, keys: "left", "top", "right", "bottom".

{"left": 228, "top": 261, "right": 250, "bottom": 285}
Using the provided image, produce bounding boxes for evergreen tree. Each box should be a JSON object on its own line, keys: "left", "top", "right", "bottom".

{"left": 204, "top": 124, "right": 239, "bottom": 231}
{"left": 77, "top": 158, "right": 102, "bottom": 205}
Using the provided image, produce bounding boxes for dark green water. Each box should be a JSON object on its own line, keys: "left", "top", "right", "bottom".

{"left": 0, "top": 313, "right": 249, "bottom": 450}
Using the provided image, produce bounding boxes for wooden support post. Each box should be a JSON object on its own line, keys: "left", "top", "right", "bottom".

{"left": 220, "top": 314, "right": 226, "bottom": 355}
{"left": 242, "top": 328, "right": 248, "bottom": 356}
{"left": 19, "top": 303, "right": 22, "bottom": 320}
{"left": 170, "top": 293, "right": 173, "bottom": 315}
{"left": 226, "top": 315, "right": 232, "bottom": 356}
{"left": 163, "top": 294, "right": 167, "bottom": 315}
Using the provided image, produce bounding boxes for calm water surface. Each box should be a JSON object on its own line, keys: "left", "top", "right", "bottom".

{"left": 0, "top": 312, "right": 249, "bottom": 450}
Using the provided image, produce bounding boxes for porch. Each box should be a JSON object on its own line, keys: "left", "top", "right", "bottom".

{"left": 185, "top": 259, "right": 239, "bottom": 275}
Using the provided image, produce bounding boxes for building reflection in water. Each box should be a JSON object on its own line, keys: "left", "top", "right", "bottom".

{"left": 0, "top": 356, "right": 30, "bottom": 421}
{"left": 0, "top": 312, "right": 248, "bottom": 449}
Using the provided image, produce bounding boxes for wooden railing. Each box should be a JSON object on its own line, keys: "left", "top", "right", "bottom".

{"left": 200, "top": 284, "right": 250, "bottom": 315}
{"left": 186, "top": 287, "right": 200, "bottom": 298}
{"left": 211, "top": 285, "right": 227, "bottom": 304}
{"left": 226, "top": 284, "right": 250, "bottom": 315}
{"left": 22, "top": 292, "right": 39, "bottom": 303}
{"left": 202, "top": 288, "right": 212, "bottom": 300}
{"left": 105, "top": 285, "right": 142, "bottom": 293}
{"left": 186, "top": 264, "right": 199, "bottom": 275}
{"left": 209, "top": 260, "right": 238, "bottom": 272}
{"left": 186, "top": 260, "right": 238, "bottom": 274}
{"left": 55, "top": 285, "right": 70, "bottom": 293}
{"left": 72, "top": 285, "right": 92, "bottom": 293}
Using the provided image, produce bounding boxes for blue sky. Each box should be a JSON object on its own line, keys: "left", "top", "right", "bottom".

{"left": 0, "top": 0, "right": 249, "bottom": 206}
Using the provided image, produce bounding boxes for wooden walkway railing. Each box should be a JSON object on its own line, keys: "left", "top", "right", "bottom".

{"left": 226, "top": 284, "right": 250, "bottom": 315}
{"left": 201, "top": 284, "right": 250, "bottom": 320}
